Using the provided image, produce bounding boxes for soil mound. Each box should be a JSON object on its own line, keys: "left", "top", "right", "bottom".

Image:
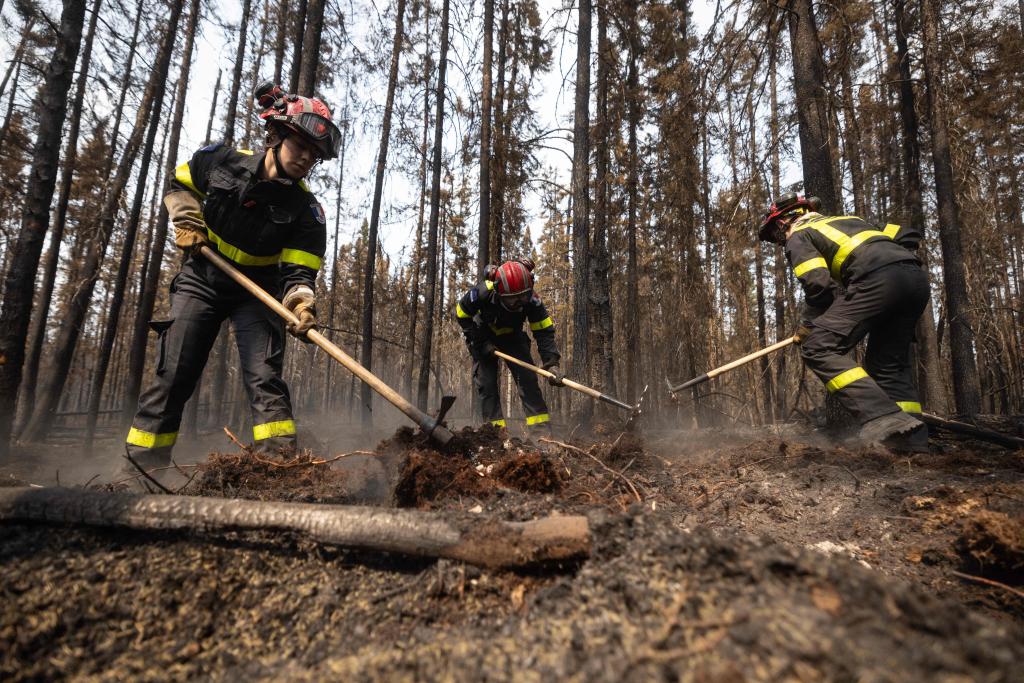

{"left": 186, "top": 450, "right": 348, "bottom": 503}
{"left": 956, "top": 509, "right": 1024, "bottom": 582}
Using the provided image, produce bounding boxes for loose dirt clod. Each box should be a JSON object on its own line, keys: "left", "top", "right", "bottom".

{"left": 956, "top": 509, "right": 1024, "bottom": 582}
{"left": 187, "top": 449, "right": 349, "bottom": 503}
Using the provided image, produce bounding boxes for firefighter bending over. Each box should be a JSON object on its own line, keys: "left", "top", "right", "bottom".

{"left": 455, "top": 259, "right": 561, "bottom": 432}
{"left": 125, "top": 83, "right": 342, "bottom": 468}
{"left": 758, "top": 193, "right": 930, "bottom": 452}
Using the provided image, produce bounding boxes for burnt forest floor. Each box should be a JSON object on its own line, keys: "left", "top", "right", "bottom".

{"left": 2, "top": 417, "right": 1023, "bottom": 681}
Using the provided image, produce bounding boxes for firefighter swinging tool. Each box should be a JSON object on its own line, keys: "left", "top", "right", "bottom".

{"left": 493, "top": 350, "right": 646, "bottom": 421}
{"left": 199, "top": 245, "right": 455, "bottom": 445}
{"left": 666, "top": 336, "right": 797, "bottom": 396}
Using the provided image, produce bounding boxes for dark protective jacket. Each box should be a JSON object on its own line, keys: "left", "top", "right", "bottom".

{"left": 170, "top": 143, "right": 327, "bottom": 295}
{"left": 455, "top": 279, "right": 561, "bottom": 366}
{"left": 785, "top": 213, "right": 921, "bottom": 321}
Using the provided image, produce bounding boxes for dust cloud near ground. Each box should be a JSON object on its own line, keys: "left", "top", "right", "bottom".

{"left": 2, "top": 416, "right": 1023, "bottom": 680}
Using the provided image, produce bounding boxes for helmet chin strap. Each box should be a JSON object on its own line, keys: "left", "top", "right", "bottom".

{"left": 271, "top": 143, "right": 295, "bottom": 180}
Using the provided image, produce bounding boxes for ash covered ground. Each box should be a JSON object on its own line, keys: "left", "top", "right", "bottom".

{"left": 2, "top": 419, "right": 1023, "bottom": 680}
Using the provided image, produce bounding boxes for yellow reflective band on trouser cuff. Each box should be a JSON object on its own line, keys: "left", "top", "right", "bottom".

{"left": 281, "top": 248, "right": 322, "bottom": 270}
{"left": 490, "top": 419, "right": 507, "bottom": 427}
{"left": 793, "top": 257, "right": 828, "bottom": 277}
{"left": 126, "top": 427, "right": 178, "bottom": 449}
{"left": 526, "top": 413, "right": 550, "bottom": 426}
{"left": 897, "top": 401, "right": 922, "bottom": 414}
{"left": 253, "top": 419, "right": 297, "bottom": 441}
{"left": 456, "top": 303, "right": 470, "bottom": 319}
{"left": 489, "top": 324, "right": 514, "bottom": 335}
{"left": 826, "top": 367, "right": 869, "bottom": 393}
{"left": 206, "top": 228, "right": 281, "bottom": 266}
{"left": 175, "top": 162, "right": 206, "bottom": 198}
{"left": 530, "top": 317, "right": 554, "bottom": 331}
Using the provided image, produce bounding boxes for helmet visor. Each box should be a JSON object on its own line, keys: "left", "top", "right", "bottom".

{"left": 292, "top": 112, "right": 342, "bottom": 159}
{"left": 499, "top": 291, "right": 532, "bottom": 311}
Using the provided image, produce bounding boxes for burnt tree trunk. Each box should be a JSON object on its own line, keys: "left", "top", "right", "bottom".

{"left": 416, "top": 0, "right": 450, "bottom": 411}
{"left": 623, "top": 4, "right": 640, "bottom": 402}
{"left": 297, "top": 0, "right": 325, "bottom": 94}
{"left": 477, "top": 0, "right": 493, "bottom": 278}
{"left": 0, "top": 0, "right": 87, "bottom": 455}
{"left": 571, "top": 0, "right": 592, "bottom": 413}
{"left": 224, "top": 0, "right": 253, "bottom": 145}
{"left": 920, "top": 0, "right": 981, "bottom": 415}
{"left": 361, "top": 0, "right": 407, "bottom": 429}
{"left": 288, "top": 0, "right": 308, "bottom": 92}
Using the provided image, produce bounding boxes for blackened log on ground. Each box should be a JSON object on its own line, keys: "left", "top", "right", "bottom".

{"left": 0, "top": 487, "right": 589, "bottom": 570}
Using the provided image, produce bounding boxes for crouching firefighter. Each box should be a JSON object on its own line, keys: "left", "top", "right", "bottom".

{"left": 125, "top": 82, "right": 342, "bottom": 468}
{"left": 455, "top": 259, "right": 561, "bottom": 431}
{"left": 758, "top": 193, "right": 930, "bottom": 451}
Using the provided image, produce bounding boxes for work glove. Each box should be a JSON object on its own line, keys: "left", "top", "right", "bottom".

{"left": 793, "top": 323, "right": 812, "bottom": 345}
{"left": 545, "top": 365, "right": 565, "bottom": 387}
{"left": 164, "top": 191, "right": 209, "bottom": 254}
{"left": 474, "top": 339, "right": 497, "bottom": 361}
{"left": 283, "top": 285, "right": 317, "bottom": 339}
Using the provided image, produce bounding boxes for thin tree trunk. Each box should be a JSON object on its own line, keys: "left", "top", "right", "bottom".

{"left": 624, "top": 5, "right": 640, "bottom": 403}
{"left": 273, "top": 0, "right": 287, "bottom": 83}
{"left": 101, "top": 0, "right": 145, "bottom": 182}
{"left": 223, "top": 0, "right": 253, "bottom": 145}
{"left": 123, "top": 0, "right": 202, "bottom": 422}
{"left": 297, "top": 0, "right": 325, "bottom": 93}
{"left": 571, "top": 0, "right": 592, "bottom": 410}
{"left": 0, "top": 19, "right": 35, "bottom": 151}
{"left": 17, "top": 0, "right": 101, "bottom": 430}
{"left": 323, "top": 113, "right": 348, "bottom": 410}
{"left": 477, "top": 0, "right": 493, "bottom": 278}
{"left": 490, "top": 0, "right": 510, "bottom": 263}
{"left": 204, "top": 70, "right": 221, "bottom": 144}
{"left": 920, "top": 0, "right": 981, "bottom": 415}
{"left": 288, "top": 0, "right": 308, "bottom": 92}
{"left": 21, "top": 0, "right": 185, "bottom": 442}
{"left": 415, "top": 0, "right": 450, "bottom": 411}
{"left": 0, "top": 0, "right": 88, "bottom": 455}
{"left": 360, "top": 0, "right": 407, "bottom": 428}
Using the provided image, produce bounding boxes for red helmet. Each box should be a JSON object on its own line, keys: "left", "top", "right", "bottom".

{"left": 255, "top": 82, "right": 342, "bottom": 160}
{"left": 494, "top": 259, "right": 534, "bottom": 311}
{"left": 757, "top": 193, "right": 821, "bottom": 243}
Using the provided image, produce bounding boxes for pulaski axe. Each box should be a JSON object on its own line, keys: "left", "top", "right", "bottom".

{"left": 666, "top": 336, "right": 797, "bottom": 396}
{"left": 198, "top": 245, "right": 455, "bottom": 445}
{"left": 493, "top": 350, "right": 647, "bottom": 423}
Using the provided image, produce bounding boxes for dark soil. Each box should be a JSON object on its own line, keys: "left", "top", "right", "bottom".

{"left": 2, "top": 419, "right": 1023, "bottom": 680}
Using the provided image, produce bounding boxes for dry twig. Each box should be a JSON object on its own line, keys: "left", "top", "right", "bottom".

{"left": 951, "top": 571, "right": 1024, "bottom": 600}
{"left": 540, "top": 437, "right": 642, "bottom": 503}
{"left": 122, "top": 447, "right": 171, "bottom": 494}
{"left": 223, "top": 426, "right": 246, "bottom": 449}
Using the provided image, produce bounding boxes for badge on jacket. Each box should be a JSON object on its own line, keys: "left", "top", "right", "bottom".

{"left": 310, "top": 202, "right": 326, "bottom": 224}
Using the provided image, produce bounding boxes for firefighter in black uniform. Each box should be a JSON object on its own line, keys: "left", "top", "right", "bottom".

{"left": 125, "top": 83, "right": 342, "bottom": 467}
{"left": 455, "top": 259, "right": 561, "bottom": 430}
{"left": 758, "top": 193, "right": 930, "bottom": 450}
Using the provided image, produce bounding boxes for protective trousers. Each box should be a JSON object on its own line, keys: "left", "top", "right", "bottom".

{"left": 126, "top": 257, "right": 296, "bottom": 467}
{"left": 800, "top": 261, "right": 929, "bottom": 426}
{"left": 473, "top": 332, "right": 550, "bottom": 429}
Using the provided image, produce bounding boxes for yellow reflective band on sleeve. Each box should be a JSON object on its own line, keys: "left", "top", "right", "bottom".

{"left": 826, "top": 367, "right": 869, "bottom": 393}
{"left": 490, "top": 419, "right": 507, "bottom": 427}
{"left": 530, "top": 316, "right": 554, "bottom": 331}
{"left": 175, "top": 162, "right": 206, "bottom": 198}
{"left": 830, "top": 230, "right": 888, "bottom": 279}
{"left": 883, "top": 223, "right": 900, "bottom": 238}
{"left": 485, "top": 280, "right": 495, "bottom": 291}
{"left": 526, "top": 413, "right": 550, "bottom": 426}
{"left": 236, "top": 149, "right": 254, "bottom": 155}
{"left": 206, "top": 228, "right": 282, "bottom": 266}
{"left": 897, "top": 401, "right": 922, "bottom": 414}
{"left": 253, "top": 419, "right": 297, "bottom": 441}
{"left": 281, "top": 248, "right": 322, "bottom": 270}
{"left": 126, "top": 427, "right": 178, "bottom": 449}
{"left": 489, "top": 324, "right": 515, "bottom": 335}
{"left": 456, "top": 303, "right": 471, "bottom": 319}
{"left": 793, "top": 257, "right": 828, "bottom": 277}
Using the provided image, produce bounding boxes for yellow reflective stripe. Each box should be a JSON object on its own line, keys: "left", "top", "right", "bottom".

{"left": 525, "top": 413, "right": 550, "bottom": 426}
{"left": 883, "top": 223, "right": 900, "bottom": 239}
{"left": 456, "top": 303, "right": 471, "bottom": 319}
{"left": 237, "top": 148, "right": 254, "bottom": 155}
{"left": 280, "top": 248, "right": 322, "bottom": 270}
{"left": 253, "top": 419, "right": 296, "bottom": 441}
{"left": 206, "top": 228, "right": 281, "bottom": 266}
{"left": 175, "top": 162, "right": 206, "bottom": 198}
{"left": 490, "top": 419, "right": 506, "bottom": 427}
{"left": 530, "top": 316, "right": 554, "bottom": 331}
{"left": 826, "top": 367, "right": 869, "bottom": 393}
{"left": 793, "top": 257, "right": 828, "bottom": 277}
{"left": 489, "top": 324, "right": 515, "bottom": 335}
{"left": 126, "top": 427, "right": 177, "bottom": 449}
{"left": 830, "top": 230, "right": 888, "bottom": 279}
{"left": 299, "top": 180, "right": 310, "bottom": 192}
{"left": 897, "top": 401, "right": 922, "bottom": 414}
{"left": 485, "top": 280, "right": 494, "bottom": 291}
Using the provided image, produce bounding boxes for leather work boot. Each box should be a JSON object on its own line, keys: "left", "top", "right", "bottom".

{"left": 883, "top": 424, "right": 931, "bottom": 453}
{"left": 858, "top": 411, "right": 924, "bottom": 448}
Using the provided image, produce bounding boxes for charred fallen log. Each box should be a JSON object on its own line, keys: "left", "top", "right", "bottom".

{"left": 0, "top": 487, "right": 589, "bottom": 569}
